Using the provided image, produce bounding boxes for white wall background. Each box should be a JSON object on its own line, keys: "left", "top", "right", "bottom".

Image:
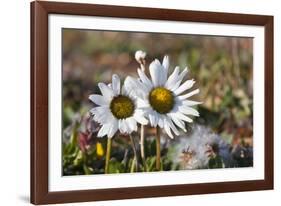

{"left": 0, "top": 0, "right": 279, "bottom": 205}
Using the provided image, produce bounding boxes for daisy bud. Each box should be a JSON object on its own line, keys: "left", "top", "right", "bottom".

{"left": 135, "top": 50, "right": 146, "bottom": 64}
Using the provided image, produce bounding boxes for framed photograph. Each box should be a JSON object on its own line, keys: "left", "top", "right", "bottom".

{"left": 31, "top": 1, "right": 274, "bottom": 204}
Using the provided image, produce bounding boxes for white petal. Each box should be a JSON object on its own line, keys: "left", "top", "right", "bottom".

{"left": 149, "top": 59, "right": 164, "bottom": 87}
{"left": 148, "top": 113, "right": 157, "bottom": 127}
{"left": 168, "top": 113, "right": 186, "bottom": 132}
{"left": 162, "top": 55, "right": 169, "bottom": 81}
{"left": 120, "top": 119, "right": 131, "bottom": 134}
{"left": 157, "top": 114, "right": 164, "bottom": 128}
{"left": 136, "top": 98, "right": 149, "bottom": 108}
{"left": 170, "top": 67, "right": 188, "bottom": 91}
{"left": 153, "top": 111, "right": 160, "bottom": 126}
{"left": 162, "top": 55, "right": 169, "bottom": 71}
{"left": 153, "top": 112, "right": 161, "bottom": 128}
{"left": 97, "top": 123, "right": 111, "bottom": 137}
{"left": 166, "top": 117, "right": 180, "bottom": 136}
{"left": 178, "top": 67, "right": 188, "bottom": 82}
{"left": 182, "top": 100, "right": 202, "bottom": 106}
{"left": 126, "top": 117, "right": 137, "bottom": 132}
{"left": 174, "top": 79, "right": 195, "bottom": 95}
{"left": 107, "top": 120, "right": 118, "bottom": 138}
{"left": 121, "top": 85, "right": 128, "bottom": 96}
{"left": 133, "top": 110, "right": 148, "bottom": 125}
{"left": 124, "top": 76, "right": 148, "bottom": 97}
{"left": 137, "top": 68, "right": 153, "bottom": 89}
{"left": 89, "top": 94, "right": 108, "bottom": 106}
{"left": 112, "top": 74, "right": 121, "bottom": 95}
{"left": 179, "top": 106, "right": 200, "bottom": 116}
{"left": 178, "top": 89, "right": 200, "bottom": 100}
{"left": 173, "top": 112, "right": 193, "bottom": 123}
{"left": 98, "top": 83, "right": 114, "bottom": 101}
{"left": 165, "top": 66, "right": 180, "bottom": 90}
{"left": 138, "top": 80, "right": 151, "bottom": 94}
{"left": 118, "top": 120, "right": 126, "bottom": 133}
{"left": 90, "top": 106, "right": 112, "bottom": 124}
{"left": 123, "top": 77, "right": 134, "bottom": 95}
{"left": 134, "top": 78, "right": 151, "bottom": 94}
{"left": 164, "top": 118, "right": 174, "bottom": 139}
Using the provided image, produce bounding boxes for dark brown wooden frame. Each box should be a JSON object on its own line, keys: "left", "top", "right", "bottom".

{"left": 31, "top": 0, "right": 274, "bottom": 204}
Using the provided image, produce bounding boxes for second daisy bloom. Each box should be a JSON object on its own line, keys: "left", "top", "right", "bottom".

{"left": 127, "top": 55, "right": 201, "bottom": 138}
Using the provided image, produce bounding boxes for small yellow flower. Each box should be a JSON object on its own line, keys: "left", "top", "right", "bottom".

{"left": 96, "top": 142, "right": 104, "bottom": 157}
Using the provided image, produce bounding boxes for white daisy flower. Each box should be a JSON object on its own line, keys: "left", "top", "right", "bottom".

{"left": 126, "top": 55, "right": 201, "bottom": 139}
{"left": 89, "top": 74, "right": 148, "bottom": 138}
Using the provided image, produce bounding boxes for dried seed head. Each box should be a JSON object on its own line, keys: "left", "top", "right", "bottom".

{"left": 135, "top": 50, "right": 146, "bottom": 64}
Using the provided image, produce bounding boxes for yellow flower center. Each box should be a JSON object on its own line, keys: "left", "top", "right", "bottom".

{"left": 149, "top": 87, "right": 174, "bottom": 114}
{"left": 110, "top": 95, "right": 135, "bottom": 119}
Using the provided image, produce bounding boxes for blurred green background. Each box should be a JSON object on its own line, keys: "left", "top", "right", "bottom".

{"left": 62, "top": 29, "right": 253, "bottom": 175}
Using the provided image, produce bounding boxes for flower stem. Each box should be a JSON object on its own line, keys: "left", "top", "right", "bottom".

{"left": 140, "top": 125, "right": 147, "bottom": 171}
{"left": 129, "top": 134, "right": 139, "bottom": 172}
{"left": 105, "top": 138, "right": 112, "bottom": 174}
{"left": 156, "top": 127, "right": 161, "bottom": 171}
{"left": 138, "top": 59, "right": 147, "bottom": 172}
{"left": 130, "top": 157, "right": 136, "bottom": 173}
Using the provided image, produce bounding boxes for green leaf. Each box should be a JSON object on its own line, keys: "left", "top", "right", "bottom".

{"left": 146, "top": 156, "right": 156, "bottom": 172}
{"left": 73, "top": 150, "right": 84, "bottom": 166}
{"left": 208, "top": 155, "right": 224, "bottom": 169}
{"left": 108, "top": 159, "right": 126, "bottom": 173}
{"left": 83, "top": 164, "right": 93, "bottom": 175}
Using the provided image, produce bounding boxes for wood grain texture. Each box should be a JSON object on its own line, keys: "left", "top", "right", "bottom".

{"left": 30, "top": 1, "right": 49, "bottom": 204}
{"left": 30, "top": 1, "right": 274, "bottom": 204}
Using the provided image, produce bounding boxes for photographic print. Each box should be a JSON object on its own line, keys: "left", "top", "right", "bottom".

{"left": 31, "top": 2, "right": 273, "bottom": 203}
{"left": 62, "top": 29, "right": 253, "bottom": 176}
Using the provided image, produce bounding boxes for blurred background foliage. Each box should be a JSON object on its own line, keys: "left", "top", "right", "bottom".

{"left": 62, "top": 29, "right": 253, "bottom": 175}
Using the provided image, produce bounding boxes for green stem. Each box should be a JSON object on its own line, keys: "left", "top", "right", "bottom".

{"left": 105, "top": 138, "right": 112, "bottom": 174}
{"left": 140, "top": 125, "right": 147, "bottom": 172}
{"left": 156, "top": 127, "right": 161, "bottom": 171}
{"left": 130, "top": 157, "right": 136, "bottom": 173}
{"left": 139, "top": 61, "right": 148, "bottom": 172}
{"left": 130, "top": 134, "right": 139, "bottom": 172}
